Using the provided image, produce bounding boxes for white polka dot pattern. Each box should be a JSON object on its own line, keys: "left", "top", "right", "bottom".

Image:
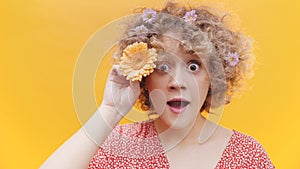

{"left": 88, "top": 121, "right": 170, "bottom": 169}
{"left": 88, "top": 121, "right": 274, "bottom": 169}
{"left": 215, "top": 130, "right": 275, "bottom": 169}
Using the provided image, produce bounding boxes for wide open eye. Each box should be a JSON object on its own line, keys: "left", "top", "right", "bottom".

{"left": 187, "top": 60, "right": 200, "bottom": 72}
{"left": 156, "top": 63, "right": 170, "bottom": 72}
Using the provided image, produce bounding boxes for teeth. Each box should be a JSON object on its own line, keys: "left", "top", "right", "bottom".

{"left": 167, "top": 101, "right": 189, "bottom": 108}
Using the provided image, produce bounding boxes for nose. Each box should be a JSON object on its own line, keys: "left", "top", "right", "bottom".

{"left": 167, "top": 72, "right": 187, "bottom": 91}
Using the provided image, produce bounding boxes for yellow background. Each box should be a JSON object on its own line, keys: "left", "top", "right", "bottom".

{"left": 1, "top": 0, "right": 299, "bottom": 168}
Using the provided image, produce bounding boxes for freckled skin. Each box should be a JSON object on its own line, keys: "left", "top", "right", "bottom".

{"left": 146, "top": 36, "right": 210, "bottom": 129}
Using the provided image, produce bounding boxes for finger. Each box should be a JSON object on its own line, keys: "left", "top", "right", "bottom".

{"left": 110, "top": 65, "right": 122, "bottom": 76}
{"left": 108, "top": 65, "right": 128, "bottom": 84}
{"left": 129, "top": 80, "right": 141, "bottom": 97}
{"left": 127, "top": 80, "right": 141, "bottom": 107}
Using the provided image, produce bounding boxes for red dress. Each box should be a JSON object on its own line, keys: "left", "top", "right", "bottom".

{"left": 88, "top": 121, "right": 274, "bottom": 168}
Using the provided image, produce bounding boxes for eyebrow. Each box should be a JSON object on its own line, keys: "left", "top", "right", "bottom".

{"left": 156, "top": 51, "right": 169, "bottom": 61}
{"left": 186, "top": 53, "right": 202, "bottom": 61}
{"left": 156, "top": 48, "right": 203, "bottom": 62}
{"left": 178, "top": 43, "right": 203, "bottom": 60}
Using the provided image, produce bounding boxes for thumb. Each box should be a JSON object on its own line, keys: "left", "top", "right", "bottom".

{"left": 127, "top": 80, "right": 141, "bottom": 105}
{"left": 130, "top": 80, "right": 141, "bottom": 97}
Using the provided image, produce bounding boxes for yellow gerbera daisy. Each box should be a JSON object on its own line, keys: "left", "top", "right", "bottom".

{"left": 120, "top": 42, "right": 157, "bottom": 81}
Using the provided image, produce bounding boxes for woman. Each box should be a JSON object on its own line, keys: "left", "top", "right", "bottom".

{"left": 41, "top": 2, "right": 274, "bottom": 169}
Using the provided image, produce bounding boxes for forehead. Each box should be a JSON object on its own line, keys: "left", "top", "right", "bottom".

{"left": 156, "top": 50, "right": 200, "bottom": 63}
{"left": 156, "top": 36, "right": 202, "bottom": 62}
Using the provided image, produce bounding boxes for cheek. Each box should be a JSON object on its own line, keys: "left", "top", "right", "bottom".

{"left": 148, "top": 89, "right": 167, "bottom": 115}
{"left": 200, "top": 79, "right": 210, "bottom": 96}
{"left": 145, "top": 74, "right": 168, "bottom": 114}
{"left": 192, "top": 75, "right": 210, "bottom": 102}
{"left": 145, "top": 73, "right": 168, "bottom": 91}
{"left": 200, "top": 78, "right": 210, "bottom": 93}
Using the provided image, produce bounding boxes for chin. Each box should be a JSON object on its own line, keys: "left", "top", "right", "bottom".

{"left": 160, "top": 115, "right": 197, "bottom": 130}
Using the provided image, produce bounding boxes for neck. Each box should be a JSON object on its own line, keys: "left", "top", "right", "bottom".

{"left": 154, "top": 114, "right": 206, "bottom": 152}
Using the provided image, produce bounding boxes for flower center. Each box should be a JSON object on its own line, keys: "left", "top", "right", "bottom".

{"left": 131, "top": 51, "right": 148, "bottom": 70}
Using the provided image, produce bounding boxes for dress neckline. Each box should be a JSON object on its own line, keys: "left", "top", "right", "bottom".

{"left": 145, "top": 120, "right": 236, "bottom": 169}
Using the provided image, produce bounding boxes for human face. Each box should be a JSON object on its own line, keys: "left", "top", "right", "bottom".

{"left": 145, "top": 36, "right": 210, "bottom": 129}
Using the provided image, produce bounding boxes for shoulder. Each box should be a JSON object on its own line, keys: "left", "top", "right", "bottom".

{"left": 229, "top": 130, "right": 271, "bottom": 158}
{"left": 113, "top": 120, "right": 157, "bottom": 138}
{"left": 99, "top": 120, "right": 162, "bottom": 155}
{"left": 216, "top": 130, "right": 275, "bottom": 168}
{"left": 90, "top": 120, "right": 164, "bottom": 160}
{"left": 88, "top": 120, "right": 168, "bottom": 168}
{"left": 102, "top": 120, "right": 158, "bottom": 146}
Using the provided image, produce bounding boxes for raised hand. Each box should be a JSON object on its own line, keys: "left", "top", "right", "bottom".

{"left": 101, "top": 65, "right": 141, "bottom": 117}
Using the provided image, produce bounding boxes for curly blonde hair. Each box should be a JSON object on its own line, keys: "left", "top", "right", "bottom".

{"left": 114, "top": 2, "right": 254, "bottom": 113}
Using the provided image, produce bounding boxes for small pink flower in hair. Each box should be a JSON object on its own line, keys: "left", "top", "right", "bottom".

{"left": 134, "top": 25, "right": 148, "bottom": 34}
{"left": 225, "top": 52, "right": 239, "bottom": 66}
{"left": 183, "top": 10, "right": 197, "bottom": 23}
{"left": 142, "top": 9, "right": 157, "bottom": 24}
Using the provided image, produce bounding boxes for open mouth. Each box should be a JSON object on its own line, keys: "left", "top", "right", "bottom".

{"left": 166, "top": 98, "right": 190, "bottom": 114}
{"left": 167, "top": 101, "right": 190, "bottom": 108}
